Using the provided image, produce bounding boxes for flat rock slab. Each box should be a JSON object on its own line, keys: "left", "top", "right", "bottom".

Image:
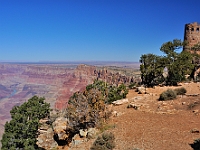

{"left": 112, "top": 98, "right": 129, "bottom": 105}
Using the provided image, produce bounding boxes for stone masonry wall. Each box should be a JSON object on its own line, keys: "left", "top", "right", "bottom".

{"left": 183, "top": 22, "right": 200, "bottom": 52}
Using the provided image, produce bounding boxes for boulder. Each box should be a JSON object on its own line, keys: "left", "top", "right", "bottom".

{"left": 52, "top": 117, "right": 70, "bottom": 141}
{"left": 193, "top": 109, "right": 199, "bottom": 114}
{"left": 182, "top": 102, "right": 186, "bottom": 105}
{"left": 112, "top": 98, "right": 129, "bottom": 105}
{"left": 191, "top": 128, "right": 200, "bottom": 133}
{"left": 127, "top": 103, "right": 143, "bottom": 110}
{"left": 72, "top": 134, "right": 86, "bottom": 147}
{"left": 37, "top": 120, "right": 58, "bottom": 149}
{"left": 112, "top": 111, "right": 123, "bottom": 117}
{"left": 87, "top": 128, "right": 97, "bottom": 139}
{"left": 79, "top": 129, "right": 87, "bottom": 137}
{"left": 137, "top": 87, "right": 146, "bottom": 94}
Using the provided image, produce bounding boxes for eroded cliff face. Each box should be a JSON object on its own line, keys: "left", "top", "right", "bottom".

{"left": 55, "top": 65, "right": 96, "bottom": 109}
{"left": 55, "top": 64, "right": 138, "bottom": 109}
{"left": 0, "top": 64, "right": 138, "bottom": 115}
{"left": 0, "top": 63, "right": 139, "bottom": 145}
{"left": 0, "top": 64, "right": 139, "bottom": 149}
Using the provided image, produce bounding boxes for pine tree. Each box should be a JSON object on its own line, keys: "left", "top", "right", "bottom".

{"left": 1, "top": 96, "right": 50, "bottom": 150}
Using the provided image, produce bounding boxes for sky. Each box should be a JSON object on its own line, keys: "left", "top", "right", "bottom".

{"left": 0, "top": 0, "right": 200, "bottom": 62}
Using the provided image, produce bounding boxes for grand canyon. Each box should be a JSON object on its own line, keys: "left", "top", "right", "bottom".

{"left": 0, "top": 62, "right": 140, "bottom": 142}
{"left": 1, "top": 62, "right": 200, "bottom": 150}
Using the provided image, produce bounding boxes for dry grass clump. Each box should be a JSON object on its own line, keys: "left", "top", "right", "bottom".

{"left": 159, "top": 89, "right": 177, "bottom": 101}
{"left": 174, "top": 87, "right": 187, "bottom": 95}
{"left": 158, "top": 87, "right": 187, "bottom": 101}
{"left": 90, "top": 132, "right": 115, "bottom": 150}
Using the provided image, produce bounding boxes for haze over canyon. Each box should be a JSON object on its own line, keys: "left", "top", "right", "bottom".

{"left": 0, "top": 62, "right": 140, "bottom": 141}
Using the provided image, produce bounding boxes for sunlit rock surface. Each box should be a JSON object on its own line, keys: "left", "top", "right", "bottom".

{"left": 0, "top": 62, "right": 140, "bottom": 144}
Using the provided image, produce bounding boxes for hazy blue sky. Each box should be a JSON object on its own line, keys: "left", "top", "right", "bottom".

{"left": 0, "top": 0, "right": 199, "bottom": 62}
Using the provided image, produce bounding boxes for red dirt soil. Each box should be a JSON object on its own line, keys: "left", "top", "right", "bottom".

{"left": 108, "top": 82, "right": 200, "bottom": 150}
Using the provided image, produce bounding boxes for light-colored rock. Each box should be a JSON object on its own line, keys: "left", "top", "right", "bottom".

{"left": 191, "top": 128, "right": 200, "bottom": 133}
{"left": 137, "top": 86, "right": 146, "bottom": 94}
{"left": 52, "top": 117, "right": 69, "bottom": 140}
{"left": 37, "top": 120, "right": 58, "bottom": 149}
{"left": 71, "top": 134, "right": 87, "bottom": 147}
{"left": 112, "top": 98, "right": 129, "bottom": 105}
{"left": 127, "top": 103, "right": 143, "bottom": 110}
{"left": 87, "top": 128, "right": 97, "bottom": 139}
{"left": 193, "top": 109, "right": 199, "bottom": 114}
{"left": 162, "top": 102, "right": 167, "bottom": 106}
{"left": 112, "top": 111, "right": 118, "bottom": 116}
{"left": 79, "top": 129, "right": 87, "bottom": 137}
{"left": 182, "top": 102, "right": 186, "bottom": 105}
{"left": 116, "top": 112, "right": 123, "bottom": 116}
{"left": 112, "top": 111, "right": 123, "bottom": 117}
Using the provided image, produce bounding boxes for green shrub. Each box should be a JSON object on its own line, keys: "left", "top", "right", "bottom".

{"left": 90, "top": 132, "right": 115, "bottom": 150}
{"left": 174, "top": 87, "right": 187, "bottom": 95}
{"left": 1, "top": 96, "right": 50, "bottom": 150}
{"left": 107, "top": 84, "right": 128, "bottom": 104}
{"left": 159, "top": 89, "right": 177, "bottom": 101}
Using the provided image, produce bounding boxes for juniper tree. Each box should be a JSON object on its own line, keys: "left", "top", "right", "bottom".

{"left": 1, "top": 96, "right": 50, "bottom": 150}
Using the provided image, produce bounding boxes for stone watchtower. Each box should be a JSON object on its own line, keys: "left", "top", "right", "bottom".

{"left": 184, "top": 22, "right": 200, "bottom": 79}
{"left": 183, "top": 22, "right": 200, "bottom": 51}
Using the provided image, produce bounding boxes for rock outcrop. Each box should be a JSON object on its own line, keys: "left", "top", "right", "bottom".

{"left": 52, "top": 117, "right": 75, "bottom": 146}
{"left": 55, "top": 64, "right": 139, "bottom": 109}
{"left": 112, "top": 98, "right": 129, "bottom": 105}
{"left": 37, "top": 118, "right": 58, "bottom": 149}
{"left": 0, "top": 63, "right": 140, "bottom": 144}
{"left": 136, "top": 86, "right": 146, "bottom": 94}
{"left": 37, "top": 117, "right": 99, "bottom": 149}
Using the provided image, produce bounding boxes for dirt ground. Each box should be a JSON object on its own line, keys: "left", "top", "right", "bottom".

{"left": 108, "top": 82, "right": 200, "bottom": 150}
{"left": 63, "top": 82, "right": 200, "bottom": 150}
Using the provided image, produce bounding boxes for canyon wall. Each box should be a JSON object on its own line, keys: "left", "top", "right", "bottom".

{"left": 0, "top": 63, "right": 140, "bottom": 142}
{"left": 0, "top": 64, "right": 139, "bottom": 110}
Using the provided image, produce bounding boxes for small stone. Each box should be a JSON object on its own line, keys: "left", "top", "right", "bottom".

{"left": 127, "top": 103, "right": 143, "bottom": 110}
{"left": 79, "top": 129, "right": 87, "bottom": 137}
{"left": 191, "top": 128, "right": 200, "bottom": 133}
{"left": 182, "top": 102, "right": 186, "bottom": 105}
{"left": 162, "top": 102, "right": 167, "bottom": 106}
{"left": 116, "top": 112, "right": 123, "bottom": 116}
{"left": 193, "top": 110, "right": 199, "bottom": 114}
{"left": 112, "top": 98, "right": 129, "bottom": 105}
{"left": 112, "top": 111, "right": 118, "bottom": 117}
{"left": 137, "top": 87, "right": 146, "bottom": 94}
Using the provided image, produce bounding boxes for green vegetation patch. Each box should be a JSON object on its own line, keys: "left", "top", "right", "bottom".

{"left": 66, "top": 79, "right": 128, "bottom": 133}
{"left": 1, "top": 96, "right": 50, "bottom": 150}
{"left": 174, "top": 87, "right": 187, "bottom": 95}
{"left": 90, "top": 132, "right": 115, "bottom": 150}
{"left": 159, "top": 89, "right": 177, "bottom": 101}
{"left": 140, "top": 39, "right": 196, "bottom": 87}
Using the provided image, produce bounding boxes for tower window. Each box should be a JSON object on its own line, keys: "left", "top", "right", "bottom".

{"left": 197, "top": 28, "right": 199, "bottom": 32}
{"left": 191, "top": 28, "right": 194, "bottom": 31}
